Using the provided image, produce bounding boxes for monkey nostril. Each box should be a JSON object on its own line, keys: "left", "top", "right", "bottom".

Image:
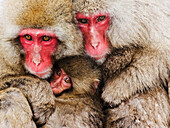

{"left": 91, "top": 42, "right": 99, "bottom": 49}
{"left": 32, "top": 53, "right": 41, "bottom": 66}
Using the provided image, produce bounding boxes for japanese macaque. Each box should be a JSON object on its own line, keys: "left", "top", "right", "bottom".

{"left": 0, "top": 0, "right": 83, "bottom": 126}
{"left": 0, "top": 76, "right": 55, "bottom": 127}
{"left": 0, "top": 0, "right": 83, "bottom": 79}
{"left": 42, "top": 56, "right": 104, "bottom": 128}
{"left": 73, "top": 0, "right": 170, "bottom": 127}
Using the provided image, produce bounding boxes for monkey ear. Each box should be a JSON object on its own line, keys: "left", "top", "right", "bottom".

{"left": 91, "top": 79, "right": 100, "bottom": 95}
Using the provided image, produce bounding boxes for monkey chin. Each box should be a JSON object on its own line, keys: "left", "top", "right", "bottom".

{"left": 25, "top": 64, "right": 52, "bottom": 79}
{"left": 95, "top": 57, "right": 106, "bottom": 65}
{"left": 36, "top": 71, "right": 52, "bottom": 79}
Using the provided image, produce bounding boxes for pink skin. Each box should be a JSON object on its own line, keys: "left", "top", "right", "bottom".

{"left": 19, "top": 29, "right": 57, "bottom": 78}
{"left": 50, "top": 68, "right": 72, "bottom": 95}
{"left": 76, "top": 13, "right": 110, "bottom": 60}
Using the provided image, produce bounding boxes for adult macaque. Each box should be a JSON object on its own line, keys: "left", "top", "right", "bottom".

{"left": 43, "top": 56, "right": 104, "bottom": 128}
{"left": 0, "top": 0, "right": 83, "bottom": 126}
{"left": 0, "top": 0, "right": 83, "bottom": 79}
{"left": 73, "top": 0, "right": 170, "bottom": 127}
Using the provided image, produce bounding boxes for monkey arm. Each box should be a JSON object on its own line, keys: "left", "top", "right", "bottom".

{"left": 102, "top": 47, "right": 136, "bottom": 81}
{"left": 0, "top": 87, "right": 36, "bottom": 128}
{"left": 102, "top": 48, "right": 169, "bottom": 105}
{"left": 105, "top": 87, "right": 169, "bottom": 127}
{"left": 44, "top": 96, "right": 104, "bottom": 128}
{"left": 0, "top": 76, "right": 55, "bottom": 126}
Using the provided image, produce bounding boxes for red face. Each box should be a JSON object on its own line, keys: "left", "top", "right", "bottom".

{"left": 19, "top": 29, "right": 57, "bottom": 78}
{"left": 50, "top": 67, "right": 72, "bottom": 95}
{"left": 76, "top": 13, "right": 110, "bottom": 60}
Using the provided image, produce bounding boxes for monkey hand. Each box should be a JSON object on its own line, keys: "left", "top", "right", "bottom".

{"left": 101, "top": 81, "right": 125, "bottom": 106}
{"left": 0, "top": 88, "right": 37, "bottom": 127}
{"left": 101, "top": 60, "right": 161, "bottom": 106}
{"left": 27, "top": 78, "right": 56, "bottom": 126}
{"left": 0, "top": 76, "right": 55, "bottom": 125}
{"left": 101, "top": 70, "right": 138, "bottom": 106}
{"left": 102, "top": 47, "right": 134, "bottom": 81}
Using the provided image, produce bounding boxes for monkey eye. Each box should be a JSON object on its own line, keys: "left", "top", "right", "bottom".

{"left": 65, "top": 77, "right": 71, "bottom": 83}
{"left": 24, "top": 34, "right": 32, "bottom": 41}
{"left": 42, "top": 36, "right": 51, "bottom": 41}
{"left": 78, "top": 19, "right": 88, "bottom": 24}
{"left": 55, "top": 68, "right": 61, "bottom": 76}
{"left": 97, "top": 16, "right": 106, "bottom": 22}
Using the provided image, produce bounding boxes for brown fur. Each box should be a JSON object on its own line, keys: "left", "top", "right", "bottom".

{"left": 16, "top": 0, "right": 72, "bottom": 27}
{"left": 0, "top": 76, "right": 55, "bottom": 126}
{"left": 105, "top": 87, "right": 169, "bottom": 127}
{"left": 102, "top": 46, "right": 138, "bottom": 81}
{"left": 73, "top": 0, "right": 170, "bottom": 127}
{"left": 0, "top": 87, "right": 36, "bottom": 128}
{"left": 43, "top": 56, "right": 104, "bottom": 128}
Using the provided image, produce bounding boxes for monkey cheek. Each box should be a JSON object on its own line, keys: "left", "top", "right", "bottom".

{"left": 51, "top": 87, "right": 62, "bottom": 95}
{"left": 50, "top": 82, "right": 60, "bottom": 94}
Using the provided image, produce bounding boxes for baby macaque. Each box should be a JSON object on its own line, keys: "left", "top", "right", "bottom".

{"left": 50, "top": 66, "right": 72, "bottom": 95}
{"left": 42, "top": 56, "right": 104, "bottom": 128}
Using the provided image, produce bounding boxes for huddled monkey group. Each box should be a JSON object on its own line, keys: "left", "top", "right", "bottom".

{"left": 0, "top": 0, "right": 169, "bottom": 128}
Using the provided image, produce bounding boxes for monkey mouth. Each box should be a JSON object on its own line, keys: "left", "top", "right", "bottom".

{"left": 35, "top": 70, "right": 52, "bottom": 79}
{"left": 50, "top": 84, "right": 62, "bottom": 95}
{"left": 25, "top": 64, "right": 52, "bottom": 78}
{"left": 88, "top": 49, "right": 109, "bottom": 60}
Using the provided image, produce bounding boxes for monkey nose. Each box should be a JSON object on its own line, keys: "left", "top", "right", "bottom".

{"left": 32, "top": 53, "right": 41, "bottom": 66}
{"left": 34, "top": 45, "right": 41, "bottom": 53}
{"left": 91, "top": 42, "right": 99, "bottom": 49}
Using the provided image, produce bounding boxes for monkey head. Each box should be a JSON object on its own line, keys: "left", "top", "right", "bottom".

{"left": 19, "top": 29, "right": 58, "bottom": 78}
{"left": 76, "top": 13, "right": 110, "bottom": 61}
{"left": 50, "top": 66, "right": 72, "bottom": 95}
{"left": 0, "top": 0, "right": 83, "bottom": 78}
{"left": 50, "top": 56, "right": 101, "bottom": 95}
{"left": 73, "top": 0, "right": 110, "bottom": 64}
{"left": 73, "top": 0, "right": 111, "bottom": 64}
{"left": 73, "top": 0, "right": 168, "bottom": 64}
